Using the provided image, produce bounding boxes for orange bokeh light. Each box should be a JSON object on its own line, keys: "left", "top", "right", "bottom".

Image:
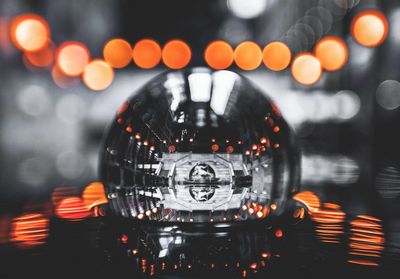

{"left": 291, "top": 53, "right": 322, "bottom": 85}
{"left": 83, "top": 59, "right": 114, "bottom": 91}
{"left": 315, "top": 37, "right": 348, "bottom": 72}
{"left": 162, "top": 39, "right": 191, "bottom": 69}
{"left": 24, "top": 42, "right": 55, "bottom": 68}
{"left": 56, "top": 42, "right": 90, "bottom": 77}
{"left": 103, "top": 38, "right": 132, "bottom": 69}
{"left": 11, "top": 213, "right": 49, "bottom": 248}
{"left": 351, "top": 10, "right": 388, "bottom": 47}
{"left": 56, "top": 197, "right": 91, "bottom": 220}
{"left": 132, "top": 39, "right": 162, "bottom": 69}
{"left": 10, "top": 14, "right": 50, "bottom": 52}
{"left": 204, "top": 40, "right": 234, "bottom": 70}
{"left": 262, "top": 41, "right": 291, "bottom": 71}
{"left": 82, "top": 182, "right": 108, "bottom": 209}
{"left": 234, "top": 41, "right": 262, "bottom": 71}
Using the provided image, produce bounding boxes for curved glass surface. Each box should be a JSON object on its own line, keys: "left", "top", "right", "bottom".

{"left": 99, "top": 68, "right": 299, "bottom": 222}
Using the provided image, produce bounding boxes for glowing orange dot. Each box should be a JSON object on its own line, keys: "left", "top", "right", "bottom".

{"left": 132, "top": 39, "right": 162, "bottom": 69}
{"left": 315, "top": 37, "right": 348, "bottom": 72}
{"left": 83, "top": 60, "right": 114, "bottom": 91}
{"left": 56, "top": 42, "right": 90, "bottom": 77}
{"left": 204, "top": 40, "right": 234, "bottom": 70}
{"left": 24, "top": 42, "right": 55, "bottom": 68}
{"left": 273, "top": 126, "right": 280, "bottom": 133}
{"left": 212, "top": 144, "right": 219, "bottom": 152}
{"left": 275, "top": 229, "right": 283, "bottom": 238}
{"left": 226, "top": 146, "right": 234, "bottom": 153}
{"left": 291, "top": 53, "right": 322, "bottom": 85}
{"left": 351, "top": 10, "right": 388, "bottom": 47}
{"left": 262, "top": 41, "right": 291, "bottom": 71}
{"left": 56, "top": 197, "right": 91, "bottom": 220}
{"left": 168, "top": 145, "right": 176, "bottom": 153}
{"left": 10, "top": 14, "right": 50, "bottom": 52}
{"left": 162, "top": 40, "right": 191, "bottom": 69}
{"left": 82, "top": 182, "right": 108, "bottom": 209}
{"left": 234, "top": 41, "right": 262, "bottom": 71}
{"left": 103, "top": 38, "right": 132, "bottom": 69}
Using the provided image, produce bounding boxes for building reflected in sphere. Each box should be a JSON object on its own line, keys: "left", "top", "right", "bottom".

{"left": 99, "top": 68, "right": 299, "bottom": 223}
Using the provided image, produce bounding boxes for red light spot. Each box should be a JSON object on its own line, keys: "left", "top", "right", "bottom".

{"left": 168, "top": 145, "right": 176, "bottom": 153}
{"left": 250, "top": 263, "right": 257, "bottom": 269}
{"left": 252, "top": 144, "right": 258, "bottom": 150}
{"left": 212, "top": 144, "right": 219, "bottom": 152}
{"left": 121, "top": 234, "right": 128, "bottom": 244}
{"left": 125, "top": 125, "right": 133, "bottom": 133}
{"left": 273, "top": 126, "right": 280, "bottom": 133}
{"left": 261, "top": 252, "right": 269, "bottom": 258}
{"left": 226, "top": 146, "right": 234, "bottom": 153}
{"left": 132, "top": 39, "right": 162, "bottom": 69}
{"left": 275, "top": 229, "right": 283, "bottom": 238}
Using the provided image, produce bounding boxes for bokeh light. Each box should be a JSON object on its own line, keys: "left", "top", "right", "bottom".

{"left": 103, "top": 38, "right": 132, "bottom": 69}
{"left": 24, "top": 42, "right": 55, "bottom": 68}
{"left": 83, "top": 60, "right": 114, "bottom": 91}
{"left": 315, "top": 36, "right": 348, "bottom": 71}
{"left": 132, "top": 39, "right": 162, "bottom": 69}
{"left": 351, "top": 10, "right": 389, "bottom": 47}
{"left": 11, "top": 213, "right": 49, "bottom": 248}
{"left": 56, "top": 197, "right": 91, "bottom": 220}
{"left": 10, "top": 14, "right": 50, "bottom": 52}
{"left": 376, "top": 80, "right": 400, "bottom": 110}
{"left": 82, "top": 182, "right": 108, "bottom": 209}
{"left": 291, "top": 53, "right": 322, "bottom": 85}
{"left": 162, "top": 39, "right": 191, "bottom": 69}
{"left": 51, "top": 65, "right": 80, "bottom": 89}
{"left": 234, "top": 41, "right": 262, "bottom": 71}
{"left": 227, "top": 0, "right": 268, "bottom": 19}
{"left": 262, "top": 41, "right": 291, "bottom": 71}
{"left": 204, "top": 40, "right": 234, "bottom": 70}
{"left": 56, "top": 42, "right": 90, "bottom": 77}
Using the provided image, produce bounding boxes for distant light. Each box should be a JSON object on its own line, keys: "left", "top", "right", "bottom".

{"left": 56, "top": 197, "right": 91, "bottom": 220}
{"left": 83, "top": 60, "right": 114, "bottom": 91}
{"left": 212, "top": 144, "right": 219, "bottom": 152}
{"left": 204, "top": 40, "right": 234, "bottom": 70}
{"left": 162, "top": 40, "right": 191, "bottom": 69}
{"left": 376, "top": 80, "right": 400, "bottom": 110}
{"left": 56, "top": 42, "right": 90, "bottom": 77}
{"left": 234, "top": 41, "right": 262, "bottom": 71}
{"left": 10, "top": 14, "right": 50, "bottom": 52}
{"left": 275, "top": 229, "right": 283, "bottom": 238}
{"left": 332, "top": 90, "right": 361, "bottom": 119}
{"left": 51, "top": 65, "right": 80, "bottom": 89}
{"left": 103, "top": 38, "right": 132, "bottom": 69}
{"left": 262, "top": 41, "right": 291, "bottom": 71}
{"left": 17, "top": 84, "right": 50, "bottom": 117}
{"left": 315, "top": 36, "right": 348, "bottom": 71}
{"left": 24, "top": 42, "right": 55, "bottom": 68}
{"left": 227, "top": 146, "right": 234, "bottom": 153}
{"left": 351, "top": 10, "right": 388, "bottom": 47}
{"left": 291, "top": 53, "right": 322, "bottom": 85}
{"left": 132, "top": 39, "right": 162, "bottom": 69}
{"left": 227, "top": 0, "right": 267, "bottom": 19}
{"left": 11, "top": 213, "right": 49, "bottom": 248}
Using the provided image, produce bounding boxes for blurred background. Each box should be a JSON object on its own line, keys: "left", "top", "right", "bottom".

{"left": 1, "top": 0, "right": 400, "bottom": 275}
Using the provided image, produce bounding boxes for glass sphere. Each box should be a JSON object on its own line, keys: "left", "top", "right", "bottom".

{"left": 99, "top": 68, "right": 299, "bottom": 222}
